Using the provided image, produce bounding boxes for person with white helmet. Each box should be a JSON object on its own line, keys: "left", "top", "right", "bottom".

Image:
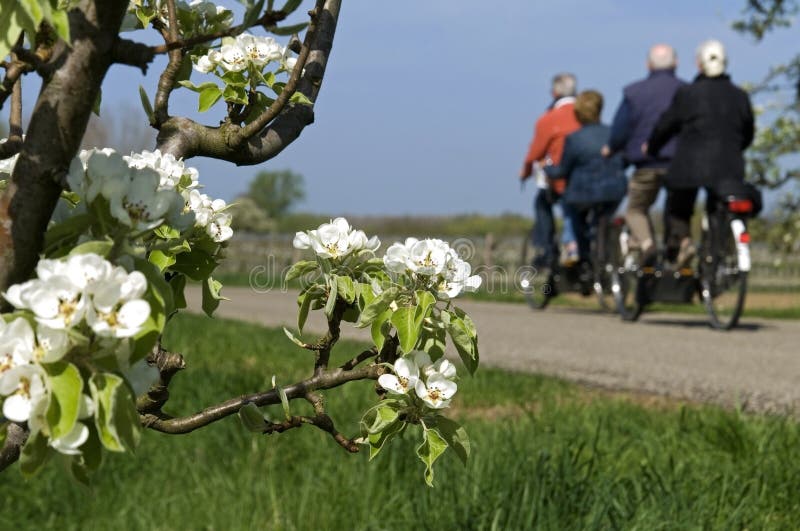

{"left": 646, "top": 39, "right": 754, "bottom": 267}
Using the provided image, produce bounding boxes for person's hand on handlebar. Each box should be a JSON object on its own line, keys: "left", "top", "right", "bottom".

{"left": 600, "top": 145, "right": 611, "bottom": 158}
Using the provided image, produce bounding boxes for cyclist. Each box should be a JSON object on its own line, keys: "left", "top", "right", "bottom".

{"left": 519, "top": 73, "right": 581, "bottom": 269}
{"left": 603, "top": 44, "right": 686, "bottom": 266}
{"left": 545, "top": 90, "right": 627, "bottom": 265}
{"left": 647, "top": 40, "right": 754, "bottom": 267}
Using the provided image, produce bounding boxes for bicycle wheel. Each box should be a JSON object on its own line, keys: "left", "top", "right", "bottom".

{"left": 700, "top": 222, "right": 747, "bottom": 330}
{"left": 520, "top": 266, "right": 554, "bottom": 309}
{"left": 610, "top": 227, "right": 643, "bottom": 321}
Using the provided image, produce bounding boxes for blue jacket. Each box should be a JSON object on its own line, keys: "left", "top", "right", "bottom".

{"left": 546, "top": 123, "right": 627, "bottom": 206}
{"left": 608, "top": 69, "right": 686, "bottom": 168}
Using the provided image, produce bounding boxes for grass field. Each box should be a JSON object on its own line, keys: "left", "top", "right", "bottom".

{"left": 3, "top": 314, "right": 800, "bottom": 530}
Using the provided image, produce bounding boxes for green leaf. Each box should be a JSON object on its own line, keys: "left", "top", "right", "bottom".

{"left": 171, "top": 249, "right": 218, "bottom": 281}
{"left": 68, "top": 239, "right": 113, "bottom": 258}
{"left": 324, "top": 276, "right": 338, "bottom": 318}
{"left": 285, "top": 260, "right": 317, "bottom": 281}
{"left": 198, "top": 85, "right": 223, "bottom": 112}
{"left": 20, "top": 431, "right": 50, "bottom": 477}
{"left": 242, "top": 0, "right": 265, "bottom": 27}
{"left": 169, "top": 274, "right": 188, "bottom": 310}
{"left": 277, "top": 385, "right": 290, "bottom": 420}
{"left": 336, "top": 275, "right": 356, "bottom": 304}
{"left": 239, "top": 403, "right": 267, "bottom": 432}
{"left": 280, "top": 0, "right": 303, "bottom": 14}
{"left": 43, "top": 361, "right": 83, "bottom": 440}
{"left": 269, "top": 21, "right": 308, "bottom": 35}
{"left": 139, "top": 85, "right": 154, "bottom": 123}
{"left": 367, "top": 420, "right": 404, "bottom": 461}
{"left": 296, "top": 290, "right": 314, "bottom": 334}
{"left": 222, "top": 84, "right": 248, "bottom": 105}
{"left": 356, "top": 287, "right": 398, "bottom": 328}
{"left": 0, "top": 5, "right": 25, "bottom": 64}
{"left": 48, "top": 5, "right": 70, "bottom": 44}
{"left": 202, "top": 276, "right": 226, "bottom": 317}
{"left": 370, "top": 309, "right": 391, "bottom": 352}
{"left": 432, "top": 416, "right": 470, "bottom": 466}
{"left": 418, "top": 325, "right": 447, "bottom": 361}
{"left": 92, "top": 89, "right": 102, "bottom": 116}
{"left": 44, "top": 213, "right": 91, "bottom": 257}
{"left": 282, "top": 326, "right": 306, "bottom": 348}
{"left": 414, "top": 290, "right": 436, "bottom": 334}
{"left": 391, "top": 306, "right": 419, "bottom": 354}
{"left": 89, "top": 373, "right": 141, "bottom": 453}
{"left": 447, "top": 314, "right": 479, "bottom": 375}
{"left": 177, "top": 80, "right": 220, "bottom": 93}
{"left": 417, "top": 425, "right": 448, "bottom": 487}
{"left": 148, "top": 249, "right": 176, "bottom": 272}
{"left": 289, "top": 91, "right": 313, "bottom": 105}
{"left": 452, "top": 305, "right": 477, "bottom": 339}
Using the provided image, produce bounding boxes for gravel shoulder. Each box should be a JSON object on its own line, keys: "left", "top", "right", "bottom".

{"left": 186, "top": 286, "right": 800, "bottom": 414}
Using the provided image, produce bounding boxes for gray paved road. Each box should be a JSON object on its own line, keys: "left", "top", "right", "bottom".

{"left": 186, "top": 286, "right": 800, "bottom": 413}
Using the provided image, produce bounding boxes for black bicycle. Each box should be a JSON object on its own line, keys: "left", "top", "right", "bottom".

{"left": 520, "top": 211, "right": 621, "bottom": 311}
{"left": 612, "top": 192, "right": 755, "bottom": 329}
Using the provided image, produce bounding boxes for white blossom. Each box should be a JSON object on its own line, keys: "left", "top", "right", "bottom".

{"left": 293, "top": 218, "right": 380, "bottom": 260}
{"left": 414, "top": 373, "right": 457, "bottom": 409}
{"left": 0, "top": 364, "right": 47, "bottom": 422}
{"left": 87, "top": 268, "right": 151, "bottom": 338}
{"left": 187, "top": 190, "right": 234, "bottom": 242}
{"left": 378, "top": 356, "right": 420, "bottom": 395}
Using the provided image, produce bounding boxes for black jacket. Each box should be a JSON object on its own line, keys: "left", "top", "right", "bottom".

{"left": 647, "top": 74, "right": 754, "bottom": 190}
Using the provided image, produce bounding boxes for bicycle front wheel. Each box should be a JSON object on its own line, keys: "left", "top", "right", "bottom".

{"left": 520, "top": 267, "right": 554, "bottom": 309}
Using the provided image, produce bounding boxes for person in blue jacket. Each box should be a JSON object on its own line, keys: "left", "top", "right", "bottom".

{"left": 546, "top": 90, "right": 627, "bottom": 264}
{"left": 603, "top": 44, "right": 686, "bottom": 265}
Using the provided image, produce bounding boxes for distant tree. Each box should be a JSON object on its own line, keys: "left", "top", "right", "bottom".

{"left": 230, "top": 195, "right": 275, "bottom": 233}
{"left": 246, "top": 169, "right": 305, "bottom": 219}
{"left": 734, "top": 0, "right": 800, "bottom": 251}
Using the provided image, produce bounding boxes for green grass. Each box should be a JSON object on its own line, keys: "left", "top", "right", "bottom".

{"left": 4, "top": 315, "right": 800, "bottom": 530}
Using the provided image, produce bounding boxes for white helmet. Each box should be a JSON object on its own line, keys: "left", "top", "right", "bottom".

{"left": 696, "top": 39, "right": 726, "bottom": 77}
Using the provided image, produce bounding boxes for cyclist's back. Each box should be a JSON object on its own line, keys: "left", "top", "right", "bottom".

{"left": 647, "top": 40, "right": 754, "bottom": 264}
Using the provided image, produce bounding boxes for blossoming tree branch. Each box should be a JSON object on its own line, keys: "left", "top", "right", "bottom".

{"left": 0, "top": 0, "right": 481, "bottom": 485}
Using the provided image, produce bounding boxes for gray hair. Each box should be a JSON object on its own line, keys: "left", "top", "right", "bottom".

{"left": 551, "top": 73, "right": 577, "bottom": 98}
{"left": 648, "top": 44, "right": 677, "bottom": 70}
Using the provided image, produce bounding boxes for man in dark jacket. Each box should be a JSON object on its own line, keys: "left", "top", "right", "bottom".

{"left": 604, "top": 44, "right": 685, "bottom": 264}
{"left": 647, "top": 40, "right": 754, "bottom": 265}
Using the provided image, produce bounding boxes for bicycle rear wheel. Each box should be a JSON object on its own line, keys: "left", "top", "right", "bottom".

{"left": 700, "top": 221, "right": 748, "bottom": 330}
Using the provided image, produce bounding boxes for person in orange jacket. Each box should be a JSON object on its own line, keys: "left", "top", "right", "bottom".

{"left": 520, "top": 73, "right": 581, "bottom": 268}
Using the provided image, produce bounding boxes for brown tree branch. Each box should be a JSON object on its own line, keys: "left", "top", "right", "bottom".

{"left": 155, "top": 0, "right": 340, "bottom": 164}
{"left": 230, "top": 1, "right": 320, "bottom": 145}
{"left": 112, "top": 38, "right": 155, "bottom": 73}
{"left": 141, "top": 363, "right": 383, "bottom": 434}
{"left": 148, "top": 10, "right": 289, "bottom": 55}
{"left": 1, "top": 0, "right": 130, "bottom": 304}
{"left": 0, "top": 423, "right": 28, "bottom": 473}
{"left": 340, "top": 348, "right": 379, "bottom": 371}
{"left": 152, "top": 0, "right": 182, "bottom": 126}
{"left": 136, "top": 343, "right": 186, "bottom": 414}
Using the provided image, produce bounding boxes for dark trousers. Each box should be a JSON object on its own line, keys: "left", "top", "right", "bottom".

{"left": 569, "top": 201, "right": 620, "bottom": 262}
{"left": 664, "top": 187, "right": 722, "bottom": 261}
{"left": 532, "top": 188, "right": 558, "bottom": 267}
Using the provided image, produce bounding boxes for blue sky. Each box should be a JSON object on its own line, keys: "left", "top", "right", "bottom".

{"left": 9, "top": 1, "right": 799, "bottom": 216}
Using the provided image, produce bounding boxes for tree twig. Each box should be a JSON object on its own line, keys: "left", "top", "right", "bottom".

{"left": 136, "top": 342, "right": 186, "bottom": 414}
{"left": 140, "top": 363, "right": 382, "bottom": 434}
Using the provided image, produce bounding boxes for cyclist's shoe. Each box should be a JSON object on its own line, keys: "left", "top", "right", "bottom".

{"left": 639, "top": 246, "right": 658, "bottom": 268}
{"left": 559, "top": 242, "right": 579, "bottom": 267}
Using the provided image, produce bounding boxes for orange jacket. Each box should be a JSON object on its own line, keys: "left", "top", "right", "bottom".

{"left": 521, "top": 98, "right": 581, "bottom": 176}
